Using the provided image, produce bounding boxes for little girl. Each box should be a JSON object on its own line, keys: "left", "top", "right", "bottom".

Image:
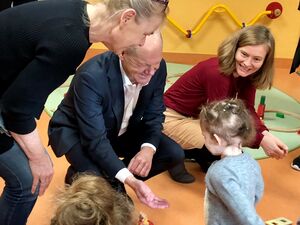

{"left": 199, "top": 99, "right": 265, "bottom": 225}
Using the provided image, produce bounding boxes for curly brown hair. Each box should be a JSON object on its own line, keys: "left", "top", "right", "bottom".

{"left": 51, "top": 174, "right": 135, "bottom": 225}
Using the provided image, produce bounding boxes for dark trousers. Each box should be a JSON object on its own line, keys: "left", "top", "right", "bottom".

{"left": 64, "top": 132, "right": 184, "bottom": 192}
{"left": 0, "top": 142, "right": 38, "bottom": 225}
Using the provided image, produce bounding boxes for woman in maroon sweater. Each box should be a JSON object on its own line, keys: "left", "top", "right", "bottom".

{"left": 164, "top": 25, "right": 288, "bottom": 182}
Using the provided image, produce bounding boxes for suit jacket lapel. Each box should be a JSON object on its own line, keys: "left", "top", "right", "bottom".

{"left": 107, "top": 56, "right": 124, "bottom": 133}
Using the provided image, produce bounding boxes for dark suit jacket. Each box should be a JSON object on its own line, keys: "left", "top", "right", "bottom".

{"left": 48, "top": 51, "right": 167, "bottom": 177}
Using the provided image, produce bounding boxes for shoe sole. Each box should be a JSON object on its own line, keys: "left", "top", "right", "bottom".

{"left": 291, "top": 163, "right": 300, "bottom": 171}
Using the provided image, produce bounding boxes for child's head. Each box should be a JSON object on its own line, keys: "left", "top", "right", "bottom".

{"left": 199, "top": 99, "right": 255, "bottom": 154}
{"left": 51, "top": 174, "right": 135, "bottom": 225}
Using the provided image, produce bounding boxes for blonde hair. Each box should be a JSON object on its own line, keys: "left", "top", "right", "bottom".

{"left": 86, "top": 0, "right": 168, "bottom": 21}
{"left": 51, "top": 174, "right": 135, "bottom": 225}
{"left": 199, "top": 99, "right": 255, "bottom": 147}
{"left": 218, "top": 25, "right": 275, "bottom": 89}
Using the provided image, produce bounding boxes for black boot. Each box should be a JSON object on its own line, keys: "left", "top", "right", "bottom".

{"left": 168, "top": 162, "right": 195, "bottom": 183}
{"left": 64, "top": 166, "right": 77, "bottom": 185}
{"left": 108, "top": 178, "right": 134, "bottom": 206}
{"left": 108, "top": 178, "right": 127, "bottom": 194}
{"left": 185, "top": 146, "right": 220, "bottom": 173}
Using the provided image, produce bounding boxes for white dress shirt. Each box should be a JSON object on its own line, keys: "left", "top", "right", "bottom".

{"left": 115, "top": 60, "right": 156, "bottom": 183}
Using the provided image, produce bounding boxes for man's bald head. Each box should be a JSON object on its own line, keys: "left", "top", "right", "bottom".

{"left": 120, "top": 30, "right": 164, "bottom": 85}
{"left": 124, "top": 30, "right": 163, "bottom": 59}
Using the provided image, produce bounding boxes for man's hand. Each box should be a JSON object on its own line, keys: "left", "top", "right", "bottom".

{"left": 128, "top": 146, "right": 155, "bottom": 177}
{"left": 260, "top": 131, "right": 288, "bottom": 159}
{"left": 125, "top": 176, "right": 169, "bottom": 209}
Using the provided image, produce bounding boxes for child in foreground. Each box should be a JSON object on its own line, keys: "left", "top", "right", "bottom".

{"left": 51, "top": 174, "right": 135, "bottom": 225}
{"left": 199, "top": 99, "right": 265, "bottom": 225}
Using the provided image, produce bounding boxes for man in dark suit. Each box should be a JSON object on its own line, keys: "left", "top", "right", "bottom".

{"left": 48, "top": 32, "right": 184, "bottom": 209}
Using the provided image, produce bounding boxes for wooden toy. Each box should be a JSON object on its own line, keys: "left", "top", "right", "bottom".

{"left": 265, "top": 217, "right": 293, "bottom": 225}
{"left": 138, "top": 212, "right": 154, "bottom": 225}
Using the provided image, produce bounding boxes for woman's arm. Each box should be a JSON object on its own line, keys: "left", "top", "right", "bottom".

{"left": 11, "top": 128, "right": 53, "bottom": 196}
{"left": 238, "top": 81, "right": 287, "bottom": 158}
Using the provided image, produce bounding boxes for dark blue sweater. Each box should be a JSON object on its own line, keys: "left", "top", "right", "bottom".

{"left": 0, "top": 0, "right": 91, "bottom": 135}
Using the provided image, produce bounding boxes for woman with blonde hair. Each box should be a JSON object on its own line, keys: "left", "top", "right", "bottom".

{"left": 0, "top": 0, "right": 168, "bottom": 224}
{"left": 51, "top": 174, "right": 135, "bottom": 225}
{"left": 163, "top": 25, "right": 288, "bottom": 182}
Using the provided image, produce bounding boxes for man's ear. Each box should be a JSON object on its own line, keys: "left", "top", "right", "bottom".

{"left": 120, "top": 9, "right": 136, "bottom": 25}
{"left": 213, "top": 134, "right": 224, "bottom": 146}
{"left": 118, "top": 51, "right": 125, "bottom": 60}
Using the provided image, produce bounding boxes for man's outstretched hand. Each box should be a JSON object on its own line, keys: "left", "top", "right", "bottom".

{"left": 125, "top": 175, "right": 169, "bottom": 209}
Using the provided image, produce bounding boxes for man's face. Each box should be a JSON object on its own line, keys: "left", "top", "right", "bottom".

{"left": 122, "top": 49, "right": 162, "bottom": 85}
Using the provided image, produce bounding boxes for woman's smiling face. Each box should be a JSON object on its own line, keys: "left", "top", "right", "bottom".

{"left": 234, "top": 44, "right": 268, "bottom": 77}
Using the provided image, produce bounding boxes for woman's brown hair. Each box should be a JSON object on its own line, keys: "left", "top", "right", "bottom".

{"left": 218, "top": 25, "right": 275, "bottom": 89}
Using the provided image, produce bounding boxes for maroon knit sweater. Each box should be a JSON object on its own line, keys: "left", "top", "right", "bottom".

{"left": 164, "top": 57, "right": 267, "bottom": 148}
